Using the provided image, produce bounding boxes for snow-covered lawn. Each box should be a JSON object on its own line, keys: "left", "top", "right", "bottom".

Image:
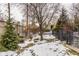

{"left": 0, "top": 34, "right": 70, "bottom": 56}
{"left": 32, "top": 33, "right": 56, "bottom": 40}
{"left": 18, "top": 40, "right": 34, "bottom": 48}
{"left": 18, "top": 41, "right": 69, "bottom": 56}
{"left": 0, "top": 51, "right": 17, "bottom": 56}
{"left": 0, "top": 40, "right": 69, "bottom": 56}
{"left": 32, "top": 34, "right": 57, "bottom": 43}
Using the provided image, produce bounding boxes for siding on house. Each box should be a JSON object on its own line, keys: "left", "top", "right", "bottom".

{"left": 0, "top": 20, "right": 6, "bottom": 40}
{"left": 0, "top": 20, "right": 24, "bottom": 40}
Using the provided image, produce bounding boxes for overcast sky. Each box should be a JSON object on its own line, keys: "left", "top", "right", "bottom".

{"left": 0, "top": 3, "right": 72, "bottom": 22}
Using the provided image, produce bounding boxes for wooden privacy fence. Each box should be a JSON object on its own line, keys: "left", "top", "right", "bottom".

{"left": 53, "top": 30, "right": 79, "bottom": 48}
{"left": 72, "top": 32, "right": 79, "bottom": 48}
{"left": 53, "top": 29, "right": 73, "bottom": 45}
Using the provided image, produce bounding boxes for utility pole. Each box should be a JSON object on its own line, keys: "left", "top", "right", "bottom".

{"left": 8, "top": 3, "right": 10, "bottom": 20}
{"left": 26, "top": 3, "right": 29, "bottom": 38}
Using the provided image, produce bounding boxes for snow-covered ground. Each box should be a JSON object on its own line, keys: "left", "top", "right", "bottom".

{"left": 18, "top": 41, "right": 69, "bottom": 56}
{"left": 32, "top": 34, "right": 57, "bottom": 42}
{"left": 0, "top": 34, "right": 70, "bottom": 56}
{"left": 0, "top": 51, "right": 17, "bottom": 56}
{"left": 18, "top": 40, "right": 34, "bottom": 48}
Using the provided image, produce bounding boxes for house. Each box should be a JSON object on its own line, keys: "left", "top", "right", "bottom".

{"left": 0, "top": 19, "right": 6, "bottom": 40}
{"left": 0, "top": 17, "right": 25, "bottom": 40}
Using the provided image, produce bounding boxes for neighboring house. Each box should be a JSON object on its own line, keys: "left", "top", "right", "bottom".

{"left": 15, "top": 22, "right": 25, "bottom": 36}
{"left": 23, "top": 22, "right": 40, "bottom": 34}
{"left": 0, "top": 19, "right": 6, "bottom": 40}
{"left": 0, "top": 18, "right": 25, "bottom": 40}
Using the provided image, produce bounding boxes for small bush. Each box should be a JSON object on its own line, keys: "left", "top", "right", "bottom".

{"left": 19, "top": 36, "right": 24, "bottom": 38}
{"left": 0, "top": 43, "right": 8, "bottom": 52}
{"left": 19, "top": 40, "right": 24, "bottom": 43}
{"left": 34, "top": 38, "right": 39, "bottom": 42}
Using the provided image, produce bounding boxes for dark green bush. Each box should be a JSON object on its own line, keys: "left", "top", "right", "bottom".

{"left": 1, "top": 19, "right": 19, "bottom": 51}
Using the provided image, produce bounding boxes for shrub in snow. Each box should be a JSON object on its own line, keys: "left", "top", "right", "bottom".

{"left": 19, "top": 40, "right": 24, "bottom": 43}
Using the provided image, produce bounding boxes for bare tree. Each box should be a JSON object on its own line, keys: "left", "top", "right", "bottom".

{"left": 20, "top": 3, "right": 60, "bottom": 40}
{"left": 0, "top": 4, "right": 6, "bottom": 19}
{"left": 19, "top": 3, "right": 32, "bottom": 37}
{"left": 0, "top": 4, "right": 2, "bottom": 17}
{"left": 71, "top": 3, "right": 79, "bottom": 31}
{"left": 29, "top": 3, "right": 60, "bottom": 40}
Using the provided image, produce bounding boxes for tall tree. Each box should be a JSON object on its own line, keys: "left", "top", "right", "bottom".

{"left": 19, "top": 3, "right": 31, "bottom": 37}
{"left": 56, "top": 7, "right": 69, "bottom": 30}
{"left": 29, "top": 3, "right": 60, "bottom": 40}
{"left": 72, "top": 4, "right": 79, "bottom": 31}
{"left": 1, "top": 3, "right": 19, "bottom": 50}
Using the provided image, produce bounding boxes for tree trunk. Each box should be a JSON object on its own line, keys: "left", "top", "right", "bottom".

{"left": 8, "top": 3, "right": 10, "bottom": 20}
{"left": 39, "top": 23, "right": 43, "bottom": 41}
